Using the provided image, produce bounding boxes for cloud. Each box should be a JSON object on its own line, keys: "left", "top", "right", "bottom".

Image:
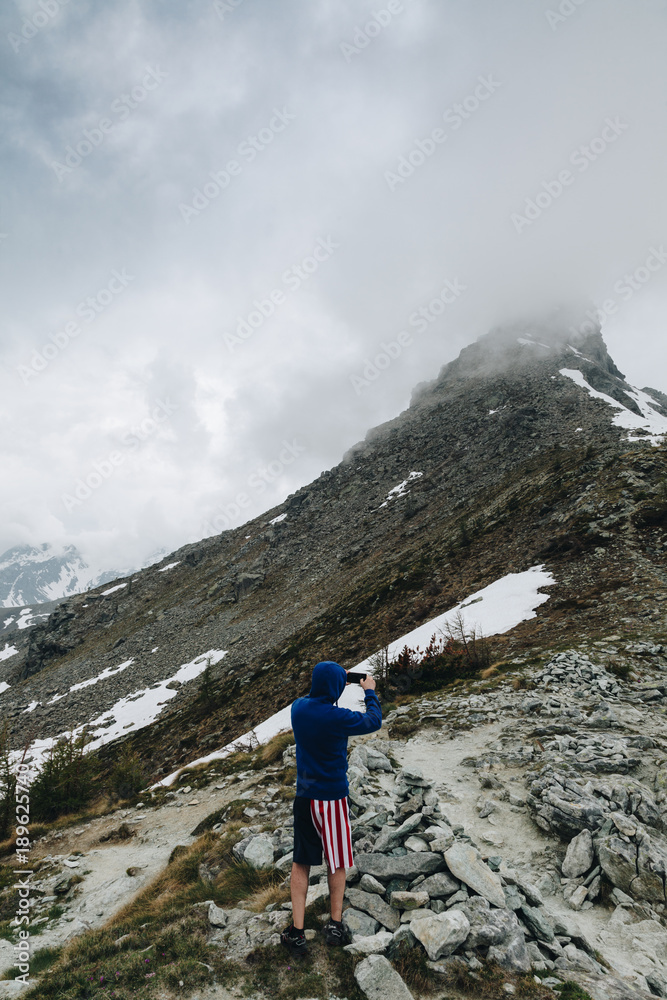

{"left": 1, "top": 0, "right": 667, "bottom": 573}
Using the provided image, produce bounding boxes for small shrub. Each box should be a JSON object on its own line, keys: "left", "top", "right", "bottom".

{"left": 554, "top": 982, "right": 594, "bottom": 1000}
{"left": 108, "top": 746, "right": 144, "bottom": 800}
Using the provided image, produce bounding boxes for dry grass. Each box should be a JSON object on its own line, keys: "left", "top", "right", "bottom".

{"left": 243, "top": 879, "right": 291, "bottom": 913}
{"left": 260, "top": 730, "right": 294, "bottom": 765}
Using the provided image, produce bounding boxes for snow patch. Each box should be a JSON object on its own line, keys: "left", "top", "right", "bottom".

{"left": 0, "top": 643, "right": 18, "bottom": 661}
{"left": 268, "top": 513, "right": 287, "bottom": 525}
{"left": 155, "top": 566, "right": 555, "bottom": 788}
{"left": 101, "top": 583, "right": 127, "bottom": 596}
{"left": 379, "top": 471, "right": 423, "bottom": 508}
{"left": 14, "top": 649, "right": 228, "bottom": 779}
{"left": 157, "top": 562, "right": 180, "bottom": 573}
{"left": 560, "top": 369, "right": 667, "bottom": 445}
{"left": 0, "top": 682, "right": 9, "bottom": 695}
{"left": 46, "top": 658, "right": 135, "bottom": 704}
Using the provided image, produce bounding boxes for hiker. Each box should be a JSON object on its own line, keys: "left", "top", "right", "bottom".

{"left": 280, "top": 660, "right": 382, "bottom": 956}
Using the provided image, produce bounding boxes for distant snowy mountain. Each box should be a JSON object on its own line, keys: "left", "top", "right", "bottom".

{"left": 0, "top": 544, "right": 120, "bottom": 607}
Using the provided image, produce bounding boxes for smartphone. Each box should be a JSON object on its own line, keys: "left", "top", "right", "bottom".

{"left": 346, "top": 672, "right": 367, "bottom": 684}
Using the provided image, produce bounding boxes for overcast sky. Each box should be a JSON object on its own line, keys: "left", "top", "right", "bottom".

{"left": 2, "top": 0, "right": 667, "bottom": 576}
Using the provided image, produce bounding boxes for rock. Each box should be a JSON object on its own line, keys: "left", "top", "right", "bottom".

{"left": 410, "top": 910, "right": 471, "bottom": 961}
{"left": 366, "top": 748, "right": 393, "bottom": 772}
{"left": 386, "top": 924, "right": 417, "bottom": 959}
{"left": 419, "top": 872, "right": 460, "bottom": 898}
{"left": 343, "top": 907, "right": 380, "bottom": 938}
{"left": 519, "top": 904, "right": 554, "bottom": 941}
{"left": 562, "top": 829, "right": 595, "bottom": 878}
{"left": 345, "top": 930, "right": 394, "bottom": 956}
{"left": 565, "top": 884, "right": 589, "bottom": 911}
{"left": 461, "top": 899, "right": 525, "bottom": 950}
{"left": 444, "top": 842, "right": 506, "bottom": 908}
{"left": 396, "top": 766, "right": 430, "bottom": 787}
{"left": 356, "top": 852, "right": 445, "bottom": 883}
{"left": 596, "top": 830, "right": 667, "bottom": 903}
{"left": 360, "top": 874, "right": 386, "bottom": 895}
{"left": 208, "top": 902, "right": 227, "bottom": 927}
{"left": 429, "top": 836, "right": 455, "bottom": 853}
{"left": 404, "top": 835, "right": 430, "bottom": 852}
{"left": 389, "top": 891, "right": 429, "bottom": 910}
{"left": 274, "top": 851, "right": 293, "bottom": 874}
{"left": 487, "top": 929, "right": 531, "bottom": 973}
{"left": 373, "top": 812, "right": 423, "bottom": 853}
{"left": 501, "top": 868, "right": 544, "bottom": 907}
{"left": 610, "top": 810, "right": 637, "bottom": 837}
{"left": 354, "top": 954, "right": 415, "bottom": 1000}
{"left": 306, "top": 882, "right": 330, "bottom": 907}
{"left": 346, "top": 888, "right": 401, "bottom": 932}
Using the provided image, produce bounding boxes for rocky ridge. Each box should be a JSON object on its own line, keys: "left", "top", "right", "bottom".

{"left": 1, "top": 323, "right": 666, "bottom": 792}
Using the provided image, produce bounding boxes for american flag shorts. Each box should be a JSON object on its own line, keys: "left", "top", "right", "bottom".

{"left": 309, "top": 797, "right": 354, "bottom": 871}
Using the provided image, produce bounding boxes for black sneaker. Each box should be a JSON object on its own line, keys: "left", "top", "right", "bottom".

{"left": 322, "top": 919, "right": 350, "bottom": 946}
{"left": 280, "top": 924, "right": 308, "bottom": 958}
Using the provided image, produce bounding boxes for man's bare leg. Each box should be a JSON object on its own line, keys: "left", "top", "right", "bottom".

{"left": 290, "top": 862, "right": 310, "bottom": 929}
{"left": 327, "top": 865, "right": 346, "bottom": 922}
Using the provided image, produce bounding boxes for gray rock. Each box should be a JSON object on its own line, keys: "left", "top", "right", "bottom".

{"left": 345, "top": 930, "right": 394, "bottom": 956}
{"left": 404, "top": 835, "right": 430, "bottom": 853}
{"left": 386, "top": 924, "right": 416, "bottom": 959}
{"left": 562, "top": 829, "right": 595, "bottom": 878}
{"left": 360, "top": 874, "right": 386, "bottom": 895}
{"left": 519, "top": 904, "right": 554, "bottom": 942}
{"left": 344, "top": 907, "right": 380, "bottom": 938}
{"left": 419, "top": 872, "right": 460, "bottom": 898}
{"left": 208, "top": 902, "right": 228, "bottom": 927}
{"left": 444, "top": 842, "right": 506, "bottom": 908}
{"left": 366, "top": 748, "right": 393, "bottom": 772}
{"left": 389, "top": 890, "right": 429, "bottom": 910}
{"left": 243, "top": 834, "right": 275, "bottom": 870}
{"left": 373, "top": 812, "right": 423, "bottom": 853}
{"left": 487, "top": 929, "right": 531, "bottom": 973}
{"left": 460, "top": 898, "right": 523, "bottom": 949}
{"left": 410, "top": 910, "right": 471, "bottom": 961}
{"left": 356, "top": 852, "right": 445, "bottom": 883}
{"left": 346, "top": 888, "right": 401, "bottom": 932}
{"left": 354, "top": 954, "right": 415, "bottom": 1000}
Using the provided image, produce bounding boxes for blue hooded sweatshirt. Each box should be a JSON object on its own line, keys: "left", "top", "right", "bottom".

{"left": 291, "top": 660, "right": 382, "bottom": 800}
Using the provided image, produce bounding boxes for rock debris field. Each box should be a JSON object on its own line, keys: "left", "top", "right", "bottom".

{"left": 3, "top": 638, "right": 667, "bottom": 999}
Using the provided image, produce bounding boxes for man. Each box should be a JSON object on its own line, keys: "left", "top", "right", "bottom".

{"left": 280, "top": 660, "right": 382, "bottom": 956}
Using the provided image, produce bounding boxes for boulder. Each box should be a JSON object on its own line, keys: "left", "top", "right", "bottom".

{"left": 404, "top": 836, "right": 430, "bottom": 853}
{"left": 519, "top": 904, "right": 555, "bottom": 942}
{"left": 360, "top": 874, "right": 386, "bottom": 895}
{"left": 562, "top": 829, "right": 594, "bottom": 878}
{"left": 346, "top": 888, "right": 401, "bottom": 932}
{"left": 410, "top": 910, "right": 470, "bottom": 961}
{"left": 354, "top": 954, "right": 415, "bottom": 1000}
{"left": 243, "top": 834, "right": 275, "bottom": 870}
{"left": 459, "top": 899, "right": 524, "bottom": 949}
{"left": 389, "top": 891, "right": 429, "bottom": 910}
{"left": 208, "top": 902, "right": 227, "bottom": 927}
{"left": 343, "top": 907, "right": 380, "bottom": 938}
{"left": 419, "top": 872, "right": 460, "bottom": 898}
{"left": 345, "top": 930, "right": 394, "bottom": 956}
{"left": 356, "top": 852, "right": 445, "bottom": 883}
{"left": 444, "top": 843, "right": 506, "bottom": 908}
{"left": 374, "top": 812, "right": 423, "bottom": 853}
{"left": 487, "top": 929, "right": 531, "bottom": 973}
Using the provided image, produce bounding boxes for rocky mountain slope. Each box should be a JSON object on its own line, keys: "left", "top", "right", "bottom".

{"left": 1, "top": 320, "right": 665, "bottom": 787}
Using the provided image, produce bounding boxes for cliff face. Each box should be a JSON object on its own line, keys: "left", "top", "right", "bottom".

{"left": 1, "top": 321, "right": 666, "bottom": 781}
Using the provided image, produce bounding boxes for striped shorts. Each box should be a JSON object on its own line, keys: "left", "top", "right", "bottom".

{"left": 292, "top": 796, "right": 354, "bottom": 870}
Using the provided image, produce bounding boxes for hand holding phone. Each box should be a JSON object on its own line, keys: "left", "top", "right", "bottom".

{"left": 346, "top": 672, "right": 367, "bottom": 684}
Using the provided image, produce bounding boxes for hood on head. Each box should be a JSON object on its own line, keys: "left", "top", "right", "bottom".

{"left": 309, "top": 661, "right": 347, "bottom": 703}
